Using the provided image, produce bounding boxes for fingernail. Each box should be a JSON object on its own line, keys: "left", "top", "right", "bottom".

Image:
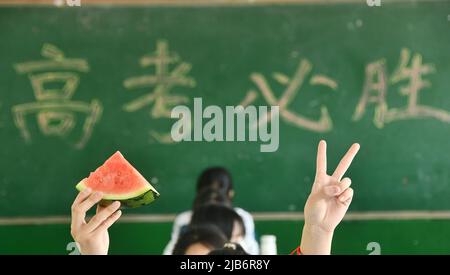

{"left": 83, "top": 188, "right": 91, "bottom": 194}
{"left": 113, "top": 201, "right": 121, "bottom": 207}
{"left": 94, "top": 191, "right": 103, "bottom": 198}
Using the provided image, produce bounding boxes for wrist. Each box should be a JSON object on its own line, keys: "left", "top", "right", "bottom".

{"left": 303, "top": 223, "right": 335, "bottom": 236}
{"left": 300, "top": 224, "right": 334, "bottom": 255}
{"left": 79, "top": 244, "right": 107, "bottom": 255}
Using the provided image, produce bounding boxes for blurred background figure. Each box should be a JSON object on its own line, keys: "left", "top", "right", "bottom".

{"left": 172, "top": 225, "right": 227, "bottom": 255}
{"left": 208, "top": 242, "right": 249, "bottom": 255}
{"left": 190, "top": 204, "right": 246, "bottom": 244}
{"left": 164, "top": 167, "right": 259, "bottom": 254}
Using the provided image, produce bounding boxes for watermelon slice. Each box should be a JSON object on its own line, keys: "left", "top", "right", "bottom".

{"left": 76, "top": 151, "right": 160, "bottom": 208}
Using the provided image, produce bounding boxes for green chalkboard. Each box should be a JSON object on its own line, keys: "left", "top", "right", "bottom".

{"left": 1, "top": 1, "right": 450, "bottom": 217}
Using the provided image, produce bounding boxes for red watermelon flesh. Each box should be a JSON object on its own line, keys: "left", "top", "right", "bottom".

{"left": 76, "top": 151, "right": 159, "bottom": 201}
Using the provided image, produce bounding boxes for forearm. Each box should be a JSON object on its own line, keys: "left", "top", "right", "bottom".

{"left": 300, "top": 224, "right": 334, "bottom": 255}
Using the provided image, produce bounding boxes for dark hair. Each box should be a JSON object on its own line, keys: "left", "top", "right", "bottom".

{"left": 190, "top": 204, "right": 245, "bottom": 240}
{"left": 172, "top": 225, "right": 227, "bottom": 255}
{"left": 208, "top": 243, "right": 249, "bottom": 255}
{"left": 192, "top": 188, "right": 232, "bottom": 209}
{"left": 196, "top": 167, "right": 234, "bottom": 196}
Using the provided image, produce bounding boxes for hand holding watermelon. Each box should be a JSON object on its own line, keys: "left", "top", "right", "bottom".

{"left": 70, "top": 188, "right": 122, "bottom": 255}
{"left": 70, "top": 152, "right": 160, "bottom": 255}
{"left": 301, "top": 140, "right": 360, "bottom": 254}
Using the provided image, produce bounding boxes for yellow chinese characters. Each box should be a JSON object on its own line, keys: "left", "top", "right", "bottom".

{"left": 353, "top": 48, "right": 450, "bottom": 128}
{"left": 241, "top": 58, "right": 337, "bottom": 133}
{"left": 123, "top": 40, "right": 196, "bottom": 143}
{"left": 13, "top": 44, "right": 102, "bottom": 149}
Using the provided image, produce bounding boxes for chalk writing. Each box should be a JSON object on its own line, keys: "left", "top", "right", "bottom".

{"left": 12, "top": 44, "right": 102, "bottom": 148}
{"left": 123, "top": 40, "right": 196, "bottom": 143}
{"left": 240, "top": 58, "right": 336, "bottom": 132}
{"left": 353, "top": 48, "right": 450, "bottom": 128}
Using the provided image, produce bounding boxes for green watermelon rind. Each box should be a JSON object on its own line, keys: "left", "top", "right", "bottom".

{"left": 76, "top": 178, "right": 160, "bottom": 201}
{"left": 99, "top": 189, "right": 160, "bottom": 208}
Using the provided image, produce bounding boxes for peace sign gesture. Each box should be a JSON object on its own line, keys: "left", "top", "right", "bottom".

{"left": 304, "top": 140, "right": 360, "bottom": 234}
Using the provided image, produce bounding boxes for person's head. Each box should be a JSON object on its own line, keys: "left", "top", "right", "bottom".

{"left": 197, "top": 167, "right": 234, "bottom": 200}
{"left": 192, "top": 188, "right": 232, "bottom": 209}
{"left": 208, "top": 242, "right": 249, "bottom": 255}
{"left": 190, "top": 204, "right": 245, "bottom": 243}
{"left": 172, "top": 225, "right": 227, "bottom": 255}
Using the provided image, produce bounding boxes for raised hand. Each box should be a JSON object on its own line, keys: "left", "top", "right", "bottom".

{"left": 70, "top": 189, "right": 122, "bottom": 255}
{"left": 301, "top": 140, "right": 360, "bottom": 254}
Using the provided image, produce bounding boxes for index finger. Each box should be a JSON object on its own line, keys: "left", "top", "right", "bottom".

{"left": 332, "top": 143, "right": 360, "bottom": 181}
{"left": 71, "top": 192, "right": 103, "bottom": 229}
{"left": 71, "top": 188, "right": 92, "bottom": 229}
{"left": 315, "top": 140, "right": 327, "bottom": 176}
{"left": 72, "top": 188, "right": 92, "bottom": 208}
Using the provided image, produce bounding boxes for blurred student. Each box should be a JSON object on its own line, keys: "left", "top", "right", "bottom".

{"left": 163, "top": 167, "right": 259, "bottom": 255}
{"left": 190, "top": 204, "right": 246, "bottom": 243}
{"left": 172, "top": 204, "right": 245, "bottom": 255}
{"left": 70, "top": 140, "right": 359, "bottom": 255}
{"left": 208, "top": 242, "right": 249, "bottom": 255}
{"left": 172, "top": 225, "right": 227, "bottom": 255}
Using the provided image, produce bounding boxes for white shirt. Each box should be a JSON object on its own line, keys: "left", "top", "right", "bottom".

{"left": 163, "top": 207, "right": 259, "bottom": 255}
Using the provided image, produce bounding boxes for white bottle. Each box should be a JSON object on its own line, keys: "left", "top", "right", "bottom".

{"left": 260, "top": 235, "right": 277, "bottom": 255}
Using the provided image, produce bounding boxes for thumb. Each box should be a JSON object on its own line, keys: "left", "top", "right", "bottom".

{"left": 323, "top": 185, "right": 341, "bottom": 197}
